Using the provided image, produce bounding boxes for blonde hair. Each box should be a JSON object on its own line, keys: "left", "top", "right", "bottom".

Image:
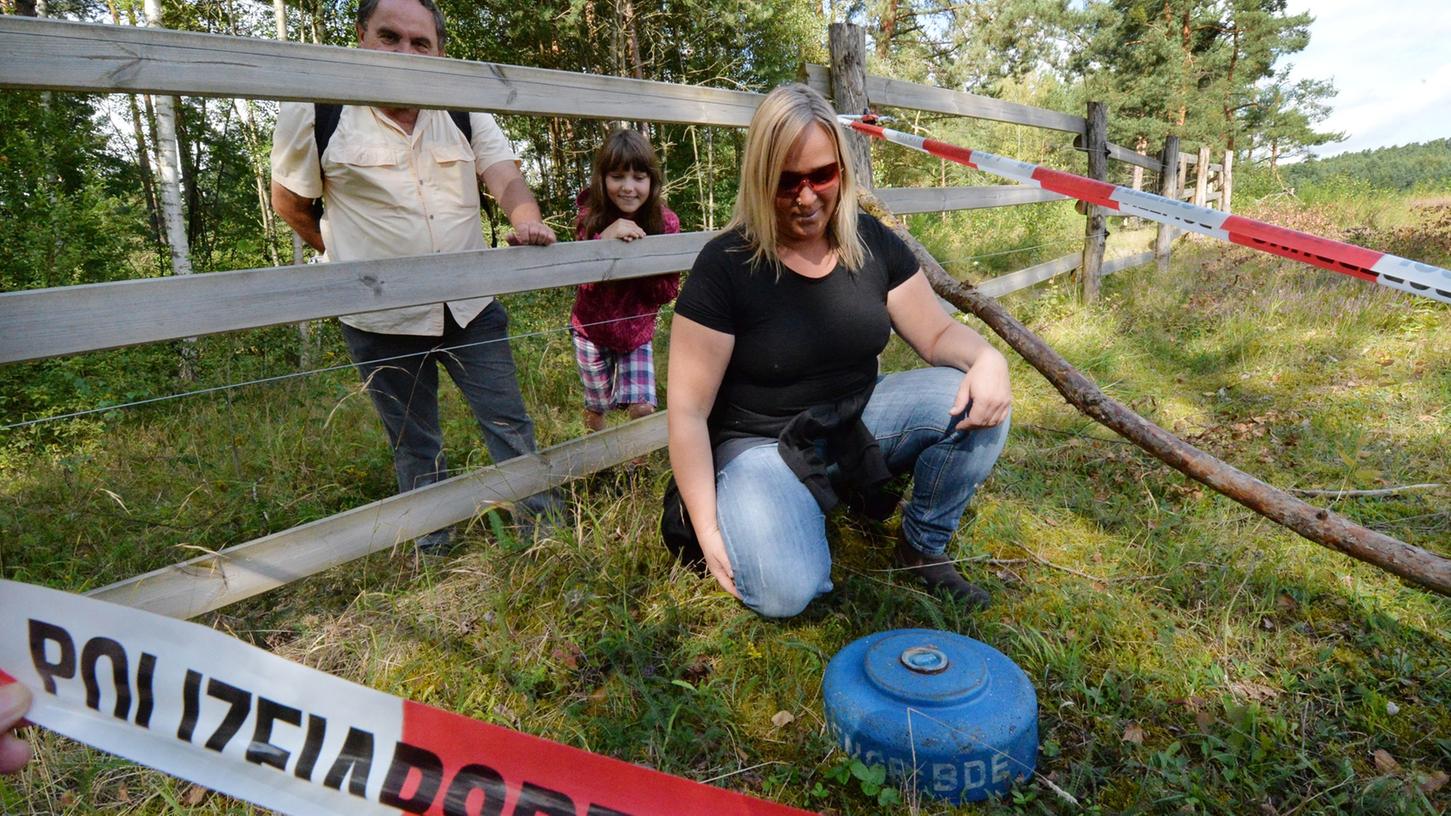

{"left": 727, "top": 84, "right": 866, "bottom": 272}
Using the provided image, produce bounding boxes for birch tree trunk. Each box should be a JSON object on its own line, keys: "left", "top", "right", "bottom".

{"left": 143, "top": 0, "right": 197, "bottom": 380}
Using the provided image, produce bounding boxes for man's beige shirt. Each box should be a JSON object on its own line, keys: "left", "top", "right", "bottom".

{"left": 271, "top": 103, "right": 517, "bottom": 335}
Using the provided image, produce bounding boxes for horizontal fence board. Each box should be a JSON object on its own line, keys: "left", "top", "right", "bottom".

{"left": 1179, "top": 152, "right": 1223, "bottom": 172}
{"left": 0, "top": 231, "right": 715, "bottom": 364}
{"left": 1102, "top": 250, "right": 1154, "bottom": 277}
{"left": 808, "top": 64, "right": 1164, "bottom": 172}
{"left": 975, "top": 252, "right": 1081, "bottom": 298}
{"left": 1106, "top": 143, "right": 1162, "bottom": 172}
{"left": 90, "top": 413, "right": 668, "bottom": 619}
{"left": 865, "top": 74, "right": 1085, "bottom": 134}
{"left": 803, "top": 64, "right": 1083, "bottom": 133}
{"left": 0, "top": 18, "right": 760, "bottom": 125}
{"left": 876, "top": 185, "right": 1067, "bottom": 213}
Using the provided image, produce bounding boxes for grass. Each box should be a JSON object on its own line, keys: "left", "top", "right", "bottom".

{"left": 2, "top": 195, "right": 1449, "bottom": 814}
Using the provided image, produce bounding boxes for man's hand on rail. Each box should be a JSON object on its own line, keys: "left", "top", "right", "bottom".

{"left": 504, "top": 221, "right": 557, "bottom": 247}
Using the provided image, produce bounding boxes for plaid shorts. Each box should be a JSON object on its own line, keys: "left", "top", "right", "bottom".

{"left": 572, "top": 331, "right": 657, "bottom": 413}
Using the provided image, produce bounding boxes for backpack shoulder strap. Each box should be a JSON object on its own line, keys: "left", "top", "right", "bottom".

{"left": 450, "top": 111, "right": 501, "bottom": 246}
{"left": 309, "top": 103, "right": 344, "bottom": 220}
{"left": 313, "top": 103, "right": 343, "bottom": 165}
{"left": 448, "top": 110, "right": 472, "bottom": 144}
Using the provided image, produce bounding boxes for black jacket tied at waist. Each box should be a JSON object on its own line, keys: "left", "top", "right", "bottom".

{"left": 662, "top": 386, "right": 899, "bottom": 569}
{"left": 714, "top": 387, "right": 894, "bottom": 515}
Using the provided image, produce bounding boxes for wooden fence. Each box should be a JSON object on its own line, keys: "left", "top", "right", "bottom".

{"left": 0, "top": 16, "right": 1228, "bottom": 617}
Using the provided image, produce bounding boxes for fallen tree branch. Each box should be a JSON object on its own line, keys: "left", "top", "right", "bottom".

{"left": 860, "top": 193, "right": 1451, "bottom": 597}
{"left": 1287, "top": 483, "right": 1444, "bottom": 499}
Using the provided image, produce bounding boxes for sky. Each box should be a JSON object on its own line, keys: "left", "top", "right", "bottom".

{"left": 1286, "top": 0, "right": 1451, "bottom": 157}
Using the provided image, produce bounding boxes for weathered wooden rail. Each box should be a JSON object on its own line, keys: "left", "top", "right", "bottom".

{"left": 91, "top": 414, "right": 668, "bottom": 619}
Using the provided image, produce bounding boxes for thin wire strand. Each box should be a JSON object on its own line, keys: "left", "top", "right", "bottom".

{"left": 934, "top": 231, "right": 1114, "bottom": 268}
{"left": 933, "top": 236, "right": 1087, "bottom": 266}
{"left": 1, "top": 309, "right": 667, "bottom": 432}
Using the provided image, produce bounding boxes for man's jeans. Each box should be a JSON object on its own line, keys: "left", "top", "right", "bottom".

{"left": 340, "top": 301, "right": 560, "bottom": 528}
{"left": 714, "top": 367, "right": 1009, "bottom": 618}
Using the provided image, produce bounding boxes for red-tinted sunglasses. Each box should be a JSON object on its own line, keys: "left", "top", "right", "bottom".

{"left": 776, "top": 162, "right": 840, "bottom": 198}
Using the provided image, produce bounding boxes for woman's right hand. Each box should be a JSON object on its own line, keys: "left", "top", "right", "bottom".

{"left": 600, "top": 218, "right": 646, "bottom": 242}
{"left": 696, "top": 524, "right": 740, "bottom": 599}
{"left": 0, "top": 682, "right": 32, "bottom": 774}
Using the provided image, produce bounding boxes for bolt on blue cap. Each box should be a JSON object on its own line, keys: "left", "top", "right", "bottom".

{"left": 900, "top": 646, "right": 950, "bottom": 674}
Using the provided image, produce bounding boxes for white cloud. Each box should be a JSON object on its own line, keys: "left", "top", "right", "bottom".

{"left": 1286, "top": 1, "right": 1451, "bottom": 155}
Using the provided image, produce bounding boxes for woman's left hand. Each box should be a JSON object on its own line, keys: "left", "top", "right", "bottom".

{"left": 950, "top": 349, "right": 1012, "bottom": 430}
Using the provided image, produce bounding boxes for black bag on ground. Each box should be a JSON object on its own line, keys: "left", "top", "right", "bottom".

{"left": 660, "top": 477, "right": 705, "bottom": 572}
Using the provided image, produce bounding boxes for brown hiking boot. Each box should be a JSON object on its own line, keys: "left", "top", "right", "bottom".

{"left": 893, "top": 538, "right": 990, "bottom": 609}
{"left": 583, "top": 409, "right": 606, "bottom": 433}
{"left": 625, "top": 403, "right": 656, "bottom": 420}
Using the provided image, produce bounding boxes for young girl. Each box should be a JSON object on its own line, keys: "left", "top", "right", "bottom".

{"left": 571, "top": 129, "right": 682, "bottom": 431}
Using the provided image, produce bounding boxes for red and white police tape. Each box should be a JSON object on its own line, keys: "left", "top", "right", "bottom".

{"left": 1, "top": 580, "right": 817, "bottom": 816}
{"left": 838, "top": 116, "right": 1451, "bottom": 306}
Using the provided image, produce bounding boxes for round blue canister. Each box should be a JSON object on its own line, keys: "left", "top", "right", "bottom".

{"left": 822, "top": 629, "right": 1038, "bottom": 803}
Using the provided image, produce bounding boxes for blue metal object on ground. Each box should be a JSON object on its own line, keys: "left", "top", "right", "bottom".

{"left": 823, "top": 629, "right": 1038, "bottom": 803}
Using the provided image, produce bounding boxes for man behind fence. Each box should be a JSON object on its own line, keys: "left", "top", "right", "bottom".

{"left": 269, "top": 0, "right": 562, "bottom": 553}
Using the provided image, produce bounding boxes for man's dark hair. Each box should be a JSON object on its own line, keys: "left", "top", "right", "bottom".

{"left": 356, "top": 0, "right": 447, "bottom": 49}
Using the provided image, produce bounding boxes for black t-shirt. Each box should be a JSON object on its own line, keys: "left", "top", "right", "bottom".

{"left": 675, "top": 213, "right": 919, "bottom": 423}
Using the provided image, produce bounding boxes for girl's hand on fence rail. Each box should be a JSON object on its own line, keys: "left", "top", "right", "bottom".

{"left": 600, "top": 218, "right": 647, "bottom": 242}
{"left": 0, "top": 682, "right": 32, "bottom": 774}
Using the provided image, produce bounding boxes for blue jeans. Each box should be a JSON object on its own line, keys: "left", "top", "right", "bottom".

{"left": 715, "top": 367, "right": 1009, "bottom": 618}
{"left": 340, "top": 302, "right": 559, "bottom": 522}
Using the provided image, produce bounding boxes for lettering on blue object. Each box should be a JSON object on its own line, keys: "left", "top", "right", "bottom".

{"left": 931, "top": 754, "right": 1013, "bottom": 793}
{"left": 931, "top": 762, "right": 956, "bottom": 792}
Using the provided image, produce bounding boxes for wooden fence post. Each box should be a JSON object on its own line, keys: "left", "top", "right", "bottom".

{"left": 1176, "top": 149, "right": 1189, "bottom": 201}
{"left": 1080, "top": 100, "right": 1108, "bottom": 303}
{"left": 1155, "top": 135, "right": 1181, "bottom": 273}
{"left": 1193, "top": 144, "right": 1211, "bottom": 207}
{"left": 1222, "top": 149, "right": 1234, "bottom": 213}
{"left": 828, "top": 23, "right": 873, "bottom": 188}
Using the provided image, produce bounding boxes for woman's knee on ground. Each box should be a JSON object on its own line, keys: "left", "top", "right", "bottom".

{"left": 722, "top": 518, "right": 832, "bottom": 618}
{"left": 716, "top": 446, "right": 834, "bottom": 618}
{"left": 740, "top": 561, "right": 831, "bottom": 618}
